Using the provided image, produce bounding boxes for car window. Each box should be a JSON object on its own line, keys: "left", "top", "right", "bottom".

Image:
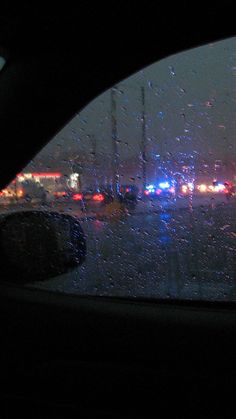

{"left": 1, "top": 37, "right": 236, "bottom": 301}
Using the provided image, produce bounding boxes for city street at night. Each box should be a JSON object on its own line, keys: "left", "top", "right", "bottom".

{"left": 13, "top": 194, "right": 234, "bottom": 302}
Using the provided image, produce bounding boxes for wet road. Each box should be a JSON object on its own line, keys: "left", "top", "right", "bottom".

{"left": 26, "top": 196, "right": 236, "bottom": 302}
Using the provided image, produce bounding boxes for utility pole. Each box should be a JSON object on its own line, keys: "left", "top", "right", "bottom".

{"left": 111, "top": 87, "right": 119, "bottom": 197}
{"left": 141, "top": 86, "right": 147, "bottom": 190}
{"left": 90, "top": 134, "right": 98, "bottom": 186}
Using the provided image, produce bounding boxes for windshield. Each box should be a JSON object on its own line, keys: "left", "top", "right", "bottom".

{"left": 1, "top": 37, "right": 236, "bottom": 302}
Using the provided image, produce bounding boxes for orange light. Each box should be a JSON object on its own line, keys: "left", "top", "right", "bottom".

{"left": 181, "top": 185, "right": 188, "bottom": 194}
{"left": 198, "top": 184, "right": 207, "bottom": 192}
{"left": 54, "top": 191, "right": 67, "bottom": 197}
{"left": 17, "top": 189, "right": 24, "bottom": 197}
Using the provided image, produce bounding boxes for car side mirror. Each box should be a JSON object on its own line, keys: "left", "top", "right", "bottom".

{"left": 0, "top": 210, "right": 86, "bottom": 283}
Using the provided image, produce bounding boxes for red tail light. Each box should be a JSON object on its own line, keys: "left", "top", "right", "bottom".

{"left": 144, "top": 190, "right": 150, "bottom": 195}
{"left": 156, "top": 189, "right": 162, "bottom": 195}
{"left": 73, "top": 193, "right": 83, "bottom": 201}
{"left": 93, "top": 193, "right": 104, "bottom": 202}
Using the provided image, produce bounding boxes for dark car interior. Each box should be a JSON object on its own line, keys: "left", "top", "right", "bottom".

{"left": 0, "top": 4, "right": 236, "bottom": 417}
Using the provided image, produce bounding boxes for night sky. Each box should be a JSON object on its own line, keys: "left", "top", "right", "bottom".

{"left": 28, "top": 36, "right": 236, "bottom": 172}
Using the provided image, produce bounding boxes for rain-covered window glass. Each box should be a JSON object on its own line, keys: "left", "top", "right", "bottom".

{"left": 1, "top": 37, "right": 236, "bottom": 301}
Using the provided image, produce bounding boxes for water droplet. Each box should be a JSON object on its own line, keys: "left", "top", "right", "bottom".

{"left": 157, "top": 111, "right": 164, "bottom": 119}
{"left": 169, "top": 65, "right": 176, "bottom": 76}
{"left": 205, "top": 101, "right": 213, "bottom": 108}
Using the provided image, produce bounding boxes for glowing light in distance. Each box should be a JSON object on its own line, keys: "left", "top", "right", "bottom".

{"left": 159, "top": 182, "right": 170, "bottom": 189}
{"left": 215, "top": 183, "right": 225, "bottom": 192}
{"left": 93, "top": 193, "right": 104, "bottom": 202}
{"left": 146, "top": 184, "right": 155, "bottom": 193}
{"left": 17, "top": 172, "right": 62, "bottom": 179}
{"left": 54, "top": 191, "right": 67, "bottom": 197}
{"left": 198, "top": 184, "right": 207, "bottom": 192}
{"left": 73, "top": 193, "right": 83, "bottom": 201}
